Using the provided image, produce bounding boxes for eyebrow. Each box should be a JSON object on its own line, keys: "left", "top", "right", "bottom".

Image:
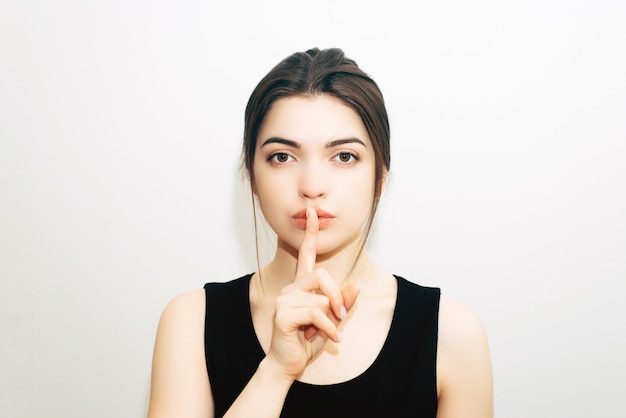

{"left": 261, "top": 137, "right": 300, "bottom": 148}
{"left": 260, "top": 137, "right": 367, "bottom": 149}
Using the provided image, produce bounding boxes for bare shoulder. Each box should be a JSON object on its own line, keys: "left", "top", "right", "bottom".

{"left": 436, "top": 294, "right": 493, "bottom": 418}
{"left": 159, "top": 288, "right": 206, "bottom": 325}
{"left": 147, "top": 288, "right": 213, "bottom": 418}
{"left": 438, "top": 294, "right": 488, "bottom": 344}
{"left": 152, "top": 289, "right": 207, "bottom": 355}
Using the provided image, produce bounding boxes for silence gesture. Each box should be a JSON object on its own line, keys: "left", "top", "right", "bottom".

{"left": 266, "top": 207, "right": 360, "bottom": 380}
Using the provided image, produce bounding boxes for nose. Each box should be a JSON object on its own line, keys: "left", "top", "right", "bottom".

{"left": 298, "top": 161, "right": 328, "bottom": 200}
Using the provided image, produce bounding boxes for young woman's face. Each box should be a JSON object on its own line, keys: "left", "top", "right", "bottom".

{"left": 253, "top": 95, "right": 377, "bottom": 256}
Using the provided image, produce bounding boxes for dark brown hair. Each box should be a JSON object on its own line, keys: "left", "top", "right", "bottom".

{"left": 243, "top": 48, "right": 391, "bottom": 269}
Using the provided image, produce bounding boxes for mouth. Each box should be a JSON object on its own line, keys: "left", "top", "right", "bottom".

{"left": 292, "top": 208, "right": 335, "bottom": 230}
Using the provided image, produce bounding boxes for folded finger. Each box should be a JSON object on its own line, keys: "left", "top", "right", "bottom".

{"left": 291, "top": 269, "right": 345, "bottom": 321}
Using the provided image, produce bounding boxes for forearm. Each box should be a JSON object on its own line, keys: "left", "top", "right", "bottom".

{"left": 223, "top": 357, "right": 294, "bottom": 418}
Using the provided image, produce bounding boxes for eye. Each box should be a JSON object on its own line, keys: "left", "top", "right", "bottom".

{"left": 333, "top": 151, "right": 358, "bottom": 164}
{"left": 268, "top": 152, "right": 294, "bottom": 164}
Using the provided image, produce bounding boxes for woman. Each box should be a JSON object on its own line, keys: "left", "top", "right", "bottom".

{"left": 147, "top": 47, "right": 493, "bottom": 417}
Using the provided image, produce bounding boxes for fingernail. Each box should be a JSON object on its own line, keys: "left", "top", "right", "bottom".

{"left": 306, "top": 206, "right": 311, "bottom": 218}
{"left": 340, "top": 305, "right": 347, "bottom": 320}
{"left": 307, "top": 333, "right": 318, "bottom": 343}
{"left": 336, "top": 332, "right": 343, "bottom": 343}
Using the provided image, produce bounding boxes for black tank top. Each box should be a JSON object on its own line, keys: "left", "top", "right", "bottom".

{"left": 204, "top": 274, "right": 440, "bottom": 417}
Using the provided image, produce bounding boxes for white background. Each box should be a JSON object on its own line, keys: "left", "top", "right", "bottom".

{"left": 1, "top": 1, "right": 625, "bottom": 417}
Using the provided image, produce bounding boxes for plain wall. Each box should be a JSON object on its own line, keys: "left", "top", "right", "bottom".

{"left": 1, "top": 1, "right": 625, "bottom": 417}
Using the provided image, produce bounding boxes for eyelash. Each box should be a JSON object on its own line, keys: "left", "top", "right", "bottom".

{"left": 267, "top": 152, "right": 294, "bottom": 164}
{"left": 266, "top": 151, "right": 360, "bottom": 165}
{"left": 332, "top": 151, "right": 359, "bottom": 164}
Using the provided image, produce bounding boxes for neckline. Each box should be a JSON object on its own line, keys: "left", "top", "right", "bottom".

{"left": 245, "top": 273, "right": 403, "bottom": 388}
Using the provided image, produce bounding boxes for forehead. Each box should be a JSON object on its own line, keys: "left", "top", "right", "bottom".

{"left": 257, "top": 95, "right": 371, "bottom": 147}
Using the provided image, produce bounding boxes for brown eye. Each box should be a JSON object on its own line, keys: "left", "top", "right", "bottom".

{"left": 335, "top": 152, "right": 357, "bottom": 163}
{"left": 268, "top": 152, "right": 293, "bottom": 164}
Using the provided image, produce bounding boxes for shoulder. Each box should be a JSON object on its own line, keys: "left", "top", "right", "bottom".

{"left": 148, "top": 288, "right": 212, "bottom": 417}
{"left": 437, "top": 294, "right": 490, "bottom": 369}
{"left": 152, "top": 288, "right": 207, "bottom": 373}
{"left": 159, "top": 288, "right": 206, "bottom": 327}
{"left": 152, "top": 288, "right": 207, "bottom": 365}
{"left": 438, "top": 294, "right": 487, "bottom": 343}
{"left": 436, "top": 294, "right": 493, "bottom": 417}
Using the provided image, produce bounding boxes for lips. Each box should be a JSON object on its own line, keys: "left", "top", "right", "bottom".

{"left": 292, "top": 208, "right": 335, "bottom": 230}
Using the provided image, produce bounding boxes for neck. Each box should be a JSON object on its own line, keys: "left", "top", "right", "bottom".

{"left": 258, "top": 236, "right": 372, "bottom": 296}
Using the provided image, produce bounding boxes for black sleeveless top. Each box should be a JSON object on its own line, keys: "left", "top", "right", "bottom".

{"left": 204, "top": 274, "right": 440, "bottom": 417}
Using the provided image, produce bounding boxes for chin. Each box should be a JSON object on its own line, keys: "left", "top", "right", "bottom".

{"left": 316, "top": 234, "right": 364, "bottom": 258}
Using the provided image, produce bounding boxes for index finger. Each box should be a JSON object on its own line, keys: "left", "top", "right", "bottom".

{"left": 296, "top": 206, "right": 318, "bottom": 278}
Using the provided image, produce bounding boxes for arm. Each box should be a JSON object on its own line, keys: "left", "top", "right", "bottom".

{"left": 436, "top": 295, "right": 494, "bottom": 418}
{"left": 146, "top": 287, "right": 293, "bottom": 418}
{"left": 147, "top": 208, "right": 358, "bottom": 418}
{"left": 147, "top": 290, "right": 213, "bottom": 418}
{"left": 221, "top": 357, "right": 294, "bottom": 417}
{"left": 223, "top": 281, "right": 359, "bottom": 418}
{"left": 224, "top": 207, "right": 359, "bottom": 417}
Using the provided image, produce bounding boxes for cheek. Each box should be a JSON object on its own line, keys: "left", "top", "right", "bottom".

{"left": 335, "top": 174, "right": 376, "bottom": 218}
{"left": 253, "top": 174, "right": 290, "bottom": 218}
{"left": 255, "top": 182, "right": 278, "bottom": 207}
{"left": 255, "top": 169, "right": 285, "bottom": 193}
{"left": 343, "top": 167, "right": 376, "bottom": 195}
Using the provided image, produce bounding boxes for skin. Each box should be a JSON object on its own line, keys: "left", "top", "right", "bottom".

{"left": 147, "top": 95, "right": 493, "bottom": 417}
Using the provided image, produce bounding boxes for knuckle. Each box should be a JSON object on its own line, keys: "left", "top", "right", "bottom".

{"left": 313, "top": 267, "right": 328, "bottom": 277}
{"left": 274, "top": 308, "right": 290, "bottom": 325}
{"left": 318, "top": 295, "right": 330, "bottom": 309}
{"left": 275, "top": 295, "right": 290, "bottom": 309}
{"left": 309, "top": 308, "right": 325, "bottom": 324}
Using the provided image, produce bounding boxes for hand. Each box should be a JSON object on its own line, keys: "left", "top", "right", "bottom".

{"left": 266, "top": 207, "right": 360, "bottom": 381}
